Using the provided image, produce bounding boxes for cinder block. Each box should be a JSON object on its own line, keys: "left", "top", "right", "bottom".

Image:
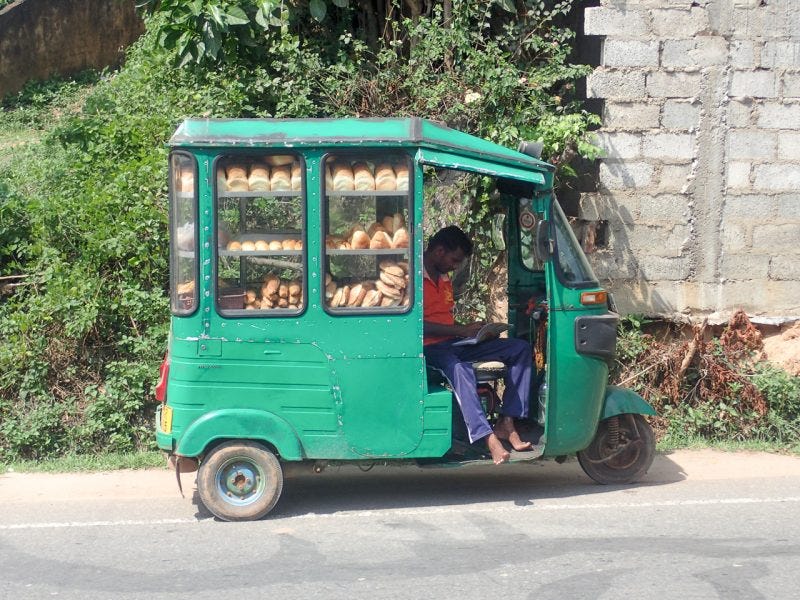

{"left": 720, "top": 223, "right": 750, "bottom": 252}
{"left": 728, "top": 100, "right": 753, "bottom": 127}
{"left": 757, "top": 102, "right": 800, "bottom": 129}
{"left": 726, "top": 161, "right": 752, "bottom": 189}
{"left": 662, "top": 38, "right": 728, "bottom": 68}
{"left": 658, "top": 164, "right": 694, "bottom": 192}
{"left": 589, "top": 252, "right": 637, "bottom": 280}
{"left": 720, "top": 254, "right": 771, "bottom": 280}
{"left": 642, "top": 132, "right": 695, "bottom": 160}
{"left": 603, "top": 40, "right": 659, "bottom": 67}
{"left": 638, "top": 255, "right": 692, "bottom": 281}
{"left": 603, "top": 102, "right": 661, "bottom": 130}
{"left": 647, "top": 72, "right": 704, "bottom": 98}
{"left": 731, "top": 41, "right": 756, "bottom": 68}
{"left": 761, "top": 41, "right": 800, "bottom": 68}
{"left": 753, "top": 164, "right": 800, "bottom": 191}
{"left": 727, "top": 129, "right": 777, "bottom": 159}
{"left": 596, "top": 132, "right": 642, "bottom": 159}
{"left": 587, "top": 70, "right": 647, "bottom": 99}
{"left": 662, "top": 100, "right": 701, "bottom": 130}
{"left": 578, "top": 193, "right": 638, "bottom": 224}
{"left": 784, "top": 73, "right": 800, "bottom": 98}
{"left": 730, "top": 70, "right": 777, "bottom": 98}
{"left": 769, "top": 255, "right": 800, "bottom": 281}
{"left": 776, "top": 194, "right": 800, "bottom": 219}
{"left": 584, "top": 7, "right": 650, "bottom": 37}
{"left": 627, "top": 223, "right": 690, "bottom": 257}
{"left": 752, "top": 223, "right": 800, "bottom": 251}
{"left": 637, "top": 194, "right": 690, "bottom": 223}
{"left": 722, "top": 194, "right": 776, "bottom": 221}
{"left": 778, "top": 132, "right": 800, "bottom": 160}
{"left": 651, "top": 8, "right": 709, "bottom": 38}
{"left": 599, "top": 161, "right": 655, "bottom": 189}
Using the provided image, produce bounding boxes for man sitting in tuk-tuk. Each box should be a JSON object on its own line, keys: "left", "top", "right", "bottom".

{"left": 422, "top": 226, "right": 533, "bottom": 464}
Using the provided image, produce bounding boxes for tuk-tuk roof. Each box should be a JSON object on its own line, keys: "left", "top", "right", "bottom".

{"left": 169, "top": 118, "right": 555, "bottom": 180}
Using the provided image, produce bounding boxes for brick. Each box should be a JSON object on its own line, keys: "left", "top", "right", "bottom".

{"left": 662, "top": 100, "right": 700, "bottom": 130}
{"left": 769, "top": 255, "right": 800, "bottom": 281}
{"left": 651, "top": 8, "right": 709, "bottom": 38}
{"left": 584, "top": 7, "right": 650, "bottom": 37}
{"left": 587, "top": 70, "right": 647, "bottom": 100}
{"left": 658, "top": 164, "right": 694, "bottom": 192}
{"left": 752, "top": 223, "right": 800, "bottom": 251}
{"left": 731, "top": 41, "right": 756, "bottom": 69}
{"left": 647, "top": 72, "right": 704, "bottom": 98}
{"left": 776, "top": 194, "right": 800, "bottom": 219}
{"left": 642, "top": 132, "right": 695, "bottom": 160}
{"left": 726, "top": 161, "right": 752, "bottom": 189}
{"left": 761, "top": 41, "right": 800, "bottom": 68}
{"left": 778, "top": 132, "right": 800, "bottom": 160}
{"left": 727, "top": 129, "right": 777, "bottom": 159}
{"left": 638, "top": 255, "right": 692, "bottom": 281}
{"left": 784, "top": 73, "right": 800, "bottom": 98}
{"left": 722, "top": 194, "right": 777, "bottom": 221}
{"left": 727, "top": 100, "right": 753, "bottom": 127}
{"left": 603, "top": 40, "right": 659, "bottom": 68}
{"left": 757, "top": 102, "right": 800, "bottom": 129}
{"left": 730, "top": 70, "right": 777, "bottom": 98}
{"left": 638, "top": 194, "right": 690, "bottom": 223}
{"left": 602, "top": 102, "right": 661, "bottom": 130}
{"left": 662, "top": 38, "right": 728, "bottom": 69}
{"left": 720, "top": 254, "right": 771, "bottom": 280}
{"left": 753, "top": 164, "right": 800, "bottom": 191}
{"left": 595, "top": 132, "right": 641, "bottom": 160}
{"left": 721, "top": 223, "right": 750, "bottom": 252}
{"left": 599, "top": 161, "right": 654, "bottom": 189}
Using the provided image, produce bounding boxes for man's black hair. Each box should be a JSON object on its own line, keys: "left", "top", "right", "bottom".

{"left": 427, "top": 226, "right": 473, "bottom": 255}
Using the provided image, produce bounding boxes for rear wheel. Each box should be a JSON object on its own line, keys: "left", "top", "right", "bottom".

{"left": 577, "top": 414, "right": 655, "bottom": 485}
{"left": 197, "top": 441, "right": 283, "bottom": 521}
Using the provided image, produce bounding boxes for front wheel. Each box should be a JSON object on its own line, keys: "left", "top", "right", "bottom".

{"left": 197, "top": 441, "right": 283, "bottom": 521}
{"left": 577, "top": 414, "right": 655, "bottom": 485}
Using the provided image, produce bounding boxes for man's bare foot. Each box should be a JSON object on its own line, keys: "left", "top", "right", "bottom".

{"left": 486, "top": 433, "right": 510, "bottom": 465}
{"left": 494, "top": 416, "right": 533, "bottom": 452}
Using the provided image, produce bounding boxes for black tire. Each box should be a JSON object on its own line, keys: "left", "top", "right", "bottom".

{"left": 197, "top": 441, "right": 283, "bottom": 521}
{"left": 577, "top": 414, "right": 655, "bottom": 485}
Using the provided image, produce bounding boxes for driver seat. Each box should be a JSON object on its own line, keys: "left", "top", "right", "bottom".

{"left": 472, "top": 360, "right": 507, "bottom": 419}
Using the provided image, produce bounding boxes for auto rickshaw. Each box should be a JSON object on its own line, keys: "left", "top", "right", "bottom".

{"left": 155, "top": 117, "right": 656, "bottom": 521}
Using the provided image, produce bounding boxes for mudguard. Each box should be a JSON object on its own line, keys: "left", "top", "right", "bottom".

{"left": 601, "top": 385, "right": 657, "bottom": 420}
{"left": 176, "top": 409, "right": 303, "bottom": 460}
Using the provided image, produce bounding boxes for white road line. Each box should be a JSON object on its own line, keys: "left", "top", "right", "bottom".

{"left": 2, "top": 496, "right": 800, "bottom": 530}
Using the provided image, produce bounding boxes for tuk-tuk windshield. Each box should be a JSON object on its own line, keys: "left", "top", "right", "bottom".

{"left": 552, "top": 200, "right": 599, "bottom": 287}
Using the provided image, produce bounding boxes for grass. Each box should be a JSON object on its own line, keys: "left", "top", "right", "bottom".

{"left": 657, "top": 434, "right": 800, "bottom": 455}
{"left": 1, "top": 450, "right": 167, "bottom": 473}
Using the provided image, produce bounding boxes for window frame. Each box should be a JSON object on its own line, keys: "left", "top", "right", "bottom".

{"left": 169, "top": 151, "right": 199, "bottom": 317}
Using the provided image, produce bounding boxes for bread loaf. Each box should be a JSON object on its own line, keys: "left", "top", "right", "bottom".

{"left": 227, "top": 241, "right": 242, "bottom": 251}
{"left": 282, "top": 239, "right": 295, "bottom": 250}
{"left": 353, "top": 162, "right": 375, "bottom": 191}
{"left": 255, "top": 240, "right": 269, "bottom": 251}
{"left": 248, "top": 164, "right": 271, "bottom": 191}
{"left": 291, "top": 163, "right": 302, "bottom": 191}
{"left": 269, "top": 240, "right": 283, "bottom": 251}
{"left": 350, "top": 229, "right": 370, "bottom": 249}
{"left": 395, "top": 164, "right": 409, "bottom": 191}
{"left": 391, "top": 227, "right": 409, "bottom": 249}
{"left": 270, "top": 166, "right": 291, "bottom": 191}
{"left": 347, "top": 283, "right": 367, "bottom": 306}
{"left": 375, "top": 163, "right": 396, "bottom": 191}
{"left": 241, "top": 240, "right": 256, "bottom": 252}
{"left": 369, "top": 231, "right": 392, "bottom": 249}
{"left": 330, "top": 286, "right": 345, "bottom": 307}
{"left": 367, "top": 222, "right": 386, "bottom": 238}
{"left": 226, "top": 165, "right": 248, "bottom": 192}
{"left": 333, "top": 163, "right": 355, "bottom": 191}
{"left": 265, "top": 155, "right": 294, "bottom": 167}
{"left": 362, "top": 289, "right": 382, "bottom": 307}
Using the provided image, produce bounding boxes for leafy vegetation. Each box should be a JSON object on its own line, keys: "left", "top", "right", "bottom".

{"left": 0, "top": 0, "right": 599, "bottom": 461}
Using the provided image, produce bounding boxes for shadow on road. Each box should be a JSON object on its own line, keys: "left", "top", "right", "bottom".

{"left": 191, "top": 452, "right": 687, "bottom": 520}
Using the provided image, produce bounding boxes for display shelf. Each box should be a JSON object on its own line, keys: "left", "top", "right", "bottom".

{"left": 325, "top": 190, "right": 408, "bottom": 197}
{"left": 326, "top": 248, "right": 409, "bottom": 256}
{"left": 218, "top": 190, "right": 301, "bottom": 198}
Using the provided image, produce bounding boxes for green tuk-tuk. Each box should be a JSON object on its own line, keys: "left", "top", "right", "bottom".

{"left": 155, "top": 117, "right": 656, "bottom": 521}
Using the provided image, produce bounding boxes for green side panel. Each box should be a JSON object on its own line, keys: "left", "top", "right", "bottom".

{"left": 416, "top": 148, "right": 546, "bottom": 185}
{"left": 176, "top": 409, "right": 303, "bottom": 459}
{"left": 602, "top": 386, "right": 657, "bottom": 419}
{"left": 417, "top": 385, "right": 454, "bottom": 457}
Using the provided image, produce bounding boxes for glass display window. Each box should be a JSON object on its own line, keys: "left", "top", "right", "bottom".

{"left": 169, "top": 153, "right": 198, "bottom": 315}
{"left": 323, "top": 154, "right": 412, "bottom": 312}
{"left": 214, "top": 154, "right": 305, "bottom": 314}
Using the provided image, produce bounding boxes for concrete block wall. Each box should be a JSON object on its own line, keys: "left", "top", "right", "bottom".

{"left": 582, "top": 0, "right": 800, "bottom": 321}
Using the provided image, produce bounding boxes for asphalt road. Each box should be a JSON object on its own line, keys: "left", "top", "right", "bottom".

{"left": 2, "top": 450, "right": 800, "bottom": 599}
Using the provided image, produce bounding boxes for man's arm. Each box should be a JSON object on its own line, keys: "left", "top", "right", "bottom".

{"left": 424, "top": 320, "right": 485, "bottom": 339}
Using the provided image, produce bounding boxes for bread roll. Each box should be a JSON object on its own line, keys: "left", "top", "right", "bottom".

{"left": 375, "top": 279, "right": 402, "bottom": 299}
{"left": 265, "top": 155, "right": 294, "bottom": 167}
{"left": 362, "top": 289, "right": 382, "bottom": 307}
{"left": 277, "top": 298, "right": 289, "bottom": 308}
{"left": 246, "top": 303, "right": 258, "bottom": 310}
{"left": 369, "top": 231, "right": 392, "bottom": 249}
{"left": 294, "top": 239, "right": 303, "bottom": 250}
{"left": 381, "top": 215, "right": 395, "bottom": 234}
{"left": 339, "top": 285, "right": 350, "bottom": 307}
{"left": 278, "top": 283, "right": 289, "bottom": 299}
{"left": 330, "top": 287, "right": 345, "bottom": 307}
{"left": 325, "top": 273, "right": 333, "bottom": 286}
{"left": 262, "top": 275, "right": 280, "bottom": 296}
{"left": 395, "top": 164, "right": 409, "bottom": 191}
{"left": 288, "top": 280, "right": 301, "bottom": 296}
{"left": 325, "top": 280, "right": 337, "bottom": 300}
{"left": 245, "top": 290, "right": 258, "bottom": 304}
{"left": 226, "top": 165, "right": 248, "bottom": 192}
{"left": 241, "top": 240, "right": 256, "bottom": 252}
{"left": 216, "top": 170, "right": 227, "bottom": 193}
{"left": 379, "top": 261, "right": 405, "bottom": 277}
{"left": 375, "top": 163, "right": 396, "bottom": 191}
{"left": 396, "top": 261, "right": 409, "bottom": 274}
{"left": 260, "top": 297, "right": 274, "bottom": 309}
{"left": 347, "top": 283, "right": 367, "bottom": 307}
{"left": 381, "top": 296, "right": 400, "bottom": 307}
{"left": 380, "top": 270, "right": 406, "bottom": 289}
{"left": 367, "top": 222, "right": 386, "bottom": 238}
{"left": 401, "top": 292, "right": 410, "bottom": 307}
{"left": 255, "top": 240, "right": 269, "bottom": 251}
{"left": 351, "top": 229, "right": 370, "bottom": 249}
{"left": 227, "top": 241, "right": 242, "bottom": 251}
{"left": 391, "top": 227, "right": 409, "bottom": 249}
{"left": 178, "top": 171, "right": 194, "bottom": 193}
{"left": 353, "top": 162, "right": 375, "bottom": 191}
{"left": 392, "top": 212, "right": 405, "bottom": 232}
{"left": 270, "top": 165, "right": 291, "bottom": 191}
{"left": 325, "top": 166, "right": 334, "bottom": 191}
{"left": 333, "top": 163, "right": 354, "bottom": 191}
{"left": 291, "top": 163, "right": 302, "bottom": 191}
{"left": 282, "top": 239, "right": 295, "bottom": 250}
{"left": 268, "top": 240, "right": 282, "bottom": 251}
{"left": 248, "top": 164, "right": 271, "bottom": 191}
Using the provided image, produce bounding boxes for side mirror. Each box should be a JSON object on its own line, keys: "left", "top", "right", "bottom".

{"left": 534, "top": 219, "right": 552, "bottom": 261}
{"left": 490, "top": 213, "right": 506, "bottom": 251}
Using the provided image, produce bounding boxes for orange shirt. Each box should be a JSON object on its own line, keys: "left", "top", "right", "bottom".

{"left": 423, "top": 268, "right": 455, "bottom": 345}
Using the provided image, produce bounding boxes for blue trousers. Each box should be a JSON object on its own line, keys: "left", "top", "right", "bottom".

{"left": 424, "top": 337, "right": 532, "bottom": 443}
